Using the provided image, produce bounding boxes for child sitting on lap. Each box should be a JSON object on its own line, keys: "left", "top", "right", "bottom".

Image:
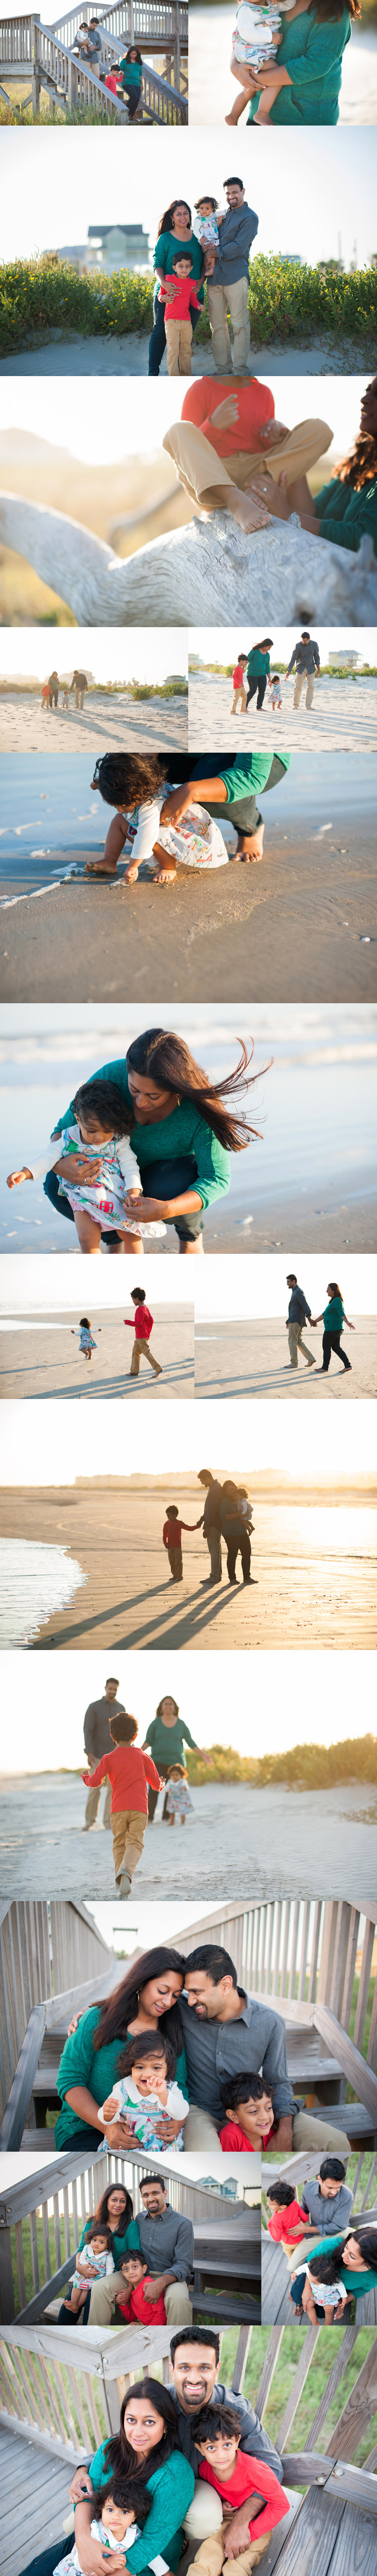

{"left": 193, "top": 2404, "right": 289, "bottom": 2573}
{"left": 7, "top": 1077, "right": 166, "bottom": 1250}
{"left": 97, "top": 2027, "right": 189, "bottom": 2153}
{"left": 192, "top": 196, "right": 225, "bottom": 276}
{"left": 219, "top": 2071, "right": 275, "bottom": 2152}
{"left": 53, "top": 2480, "right": 155, "bottom": 2576}
{"left": 115, "top": 2249, "right": 168, "bottom": 2324}
{"left": 159, "top": 253, "right": 202, "bottom": 377}
{"left": 226, "top": 0, "right": 294, "bottom": 128}
{"left": 70, "top": 2228, "right": 115, "bottom": 2290}
{"left": 165, "top": 1762, "right": 194, "bottom": 1824}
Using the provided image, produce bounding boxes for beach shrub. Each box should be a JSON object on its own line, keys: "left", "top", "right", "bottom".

{"left": 1, "top": 252, "right": 377, "bottom": 358}
{"left": 185, "top": 1732, "right": 377, "bottom": 1787}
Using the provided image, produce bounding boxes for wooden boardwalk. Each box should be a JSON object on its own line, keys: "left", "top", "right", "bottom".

{"left": 262, "top": 2225, "right": 377, "bottom": 2327}
{"left": 0, "top": 2425, "right": 79, "bottom": 2576}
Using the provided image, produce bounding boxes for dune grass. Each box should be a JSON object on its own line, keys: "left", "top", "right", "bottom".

{"left": 1, "top": 251, "right": 377, "bottom": 359}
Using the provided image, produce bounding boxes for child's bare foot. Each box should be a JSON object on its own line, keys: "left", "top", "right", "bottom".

{"left": 230, "top": 490, "right": 271, "bottom": 536}
{"left": 155, "top": 865, "right": 177, "bottom": 886}
{"left": 84, "top": 858, "right": 118, "bottom": 877}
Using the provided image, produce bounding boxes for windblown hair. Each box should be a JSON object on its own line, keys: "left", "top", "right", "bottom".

{"left": 308, "top": 2227, "right": 377, "bottom": 2285}
{"left": 115, "top": 2028, "right": 176, "bottom": 2081}
{"left": 338, "top": 418, "right": 377, "bottom": 489}
{"left": 326, "top": 1283, "right": 343, "bottom": 1300}
{"left": 101, "top": 2380, "right": 178, "bottom": 2483}
{"left": 85, "top": 2184, "right": 133, "bottom": 2238}
{"left": 79, "top": 1317, "right": 91, "bottom": 1329}
{"left": 91, "top": 1946, "right": 185, "bottom": 2060}
{"left": 266, "top": 2181, "right": 296, "bottom": 2206}
{"left": 91, "top": 753, "right": 192, "bottom": 807}
{"left": 157, "top": 201, "right": 192, "bottom": 237}
{"left": 221, "top": 2073, "right": 272, "bottom": 2112}
{"left": 73, "top": 1079, "right": 126, "bottom": 1134}
{"left": 126, "top": 1028, "right": 268, "bottom": 1155}
{"left": 195, "top": 196, "right": 219, "bottom": 212}
{"left": 96, "top": 2478, "right": 151, "bottom": 2528}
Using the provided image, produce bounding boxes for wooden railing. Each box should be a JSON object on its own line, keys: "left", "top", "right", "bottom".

{"left": 0, "top": 2146, "right": 254, "bottom": 2324}
{"left": 52, "top": 2, "right": 187, "bottom": 45}
{"left": 0, "top": 11, "right": 34, "bottom": 67}
{"left": 0, "top": 1901, "right": 119, "bottom": 2135}
{"left": 0, "top": 8, "right": 187, "bottom": 111}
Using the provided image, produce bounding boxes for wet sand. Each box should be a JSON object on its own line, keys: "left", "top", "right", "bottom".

{"left": 0, "top": 1308, "right": 193, "bottom": 1399}
{"left": 1, "top": 815, "right": 377, "bottom": 1004}
{"left": 195, "top": 1315, "right": 376, "bottom": 1399}
{"left": 0, "top": 690, "right": 188, "bottom": 755}
{"left": 188, "top": 672, "right": 377, "bottom": 755}
{"left": 0, "top": 1771, "right": 376, "bottom": 1903}
{"left": 0, "top": 1479, "right": 375, "bottom": 1652}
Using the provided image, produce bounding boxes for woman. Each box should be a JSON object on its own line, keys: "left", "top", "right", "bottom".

{"left": 84, "top": 748, "right": 290, "bottom": 878}
{"left": 244, "top": 641, "right": 273, "bottom": 712}
{"left": 289, "top": 2226, "right": 377, "bottom": 2321}
{"left": 22, "top": 2381, "right": 195, "bottom": 2576}
{"left": 58, "top": 2180, "right": 139, "bottom": 2326}
{"left": 245, "top": 378, "right": 377, "bottom": 563}
{"left": 34, "top": 1018, "right": 267, "bottom": 1257}
{"left": 141, "top": 1692, "right": 213, "bottom": 1820}
{"left": 118, "top": 46, "right": 143, "bottom": 115}
{"left": 54, "top": 1947, "right": 188, "bottom": 2158}
{"left": 311, "top": 1281, "right": 355, "bottom": 1373}
{"left": 149, "top": 200, "right": 205, "bottom": 376}
{"left": 48, "top": 670, "right": 59, "bottom": 710}
{"left": 247, "top": 0, "right": 358, "bottom": 123}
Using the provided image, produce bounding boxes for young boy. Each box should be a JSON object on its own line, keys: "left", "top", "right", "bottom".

{"left": 53, "top": 2480, "right": 153, "bottom": 2576}
{"left": 218, "top": 2072, "right": 275, "bottom": 2153}
{"left": 159, "top": 254, "right": 202, "bottom": 377}
{"left": 265, "top": 2182, "right": 309, "bottom": 2247}
{"left": 115, "top": 2249, "right": 168, "bottom": 2324}
{"left": 193, "top": 2404, "right": 289, "bottom": 2575}
{"left": 124, "top": 1285, "right": 162, "bottom": 1379}
{"left": 81, "top": 1712, "right": 162, "bottom": 1897}
{"left": 231, "top": 655, "right": 247, "bottom": 714}
{"left": 165, "top": 1762, "right": 194, "bottom": 1823}
{"left": 163, "top": 1501, "right": 201, "bottom": 1582}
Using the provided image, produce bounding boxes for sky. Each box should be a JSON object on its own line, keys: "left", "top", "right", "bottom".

{"left": 0, "top": 1255, "right": 193, "bottom": 1314}
{"left": 0, "top": 2146, "right": 252, "bottom": 2190}
{"left": 193, "top": 1256, "right": 377, "bottom": 1321}
{"left": 0, "top": 629, "right": 188, "bottom": 684}
{"left": 190, "top": 628, "right": 377, "bottom": 668}
{"left": 0, "top": 1393, "right": 376, "bottom": 1479}
{"left": 0, "top": 1646, "right": 375, "bottom": 1771}
{"left": 1, "top": 126, "right": 377, "bottom": 273}
{"left": 0, "top": 377, "right": 368, "bottom": 466}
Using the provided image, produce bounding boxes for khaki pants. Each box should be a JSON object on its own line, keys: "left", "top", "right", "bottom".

{"left": 89, "top": 2266, "right": 192, "bottom": 2329}
{"left": 288, "top": 1320, "right": 315, "bottom": 1368}
{"left": 163, "top": 415, "right": 332, "bottom": 515}
{"left": 111, "top": 1806, "right": 147, "bottom": 1884}
{"left": 205, "top": 1525, "right": 222, "bottom": 1581}
{"left": 184, "top": 2102, "right": 221, "bottom": 2149}
{"left": 85, "top": 1762, "right": 111, "bottom": 1829}
{"left": 292, "top": 2109, "right": 350, "bottom": 2153}
{"left": 206, "top": 275, "right": 250, "bottom": 374}
{"left": 130, "top": 1336, "right": 161, "bottom": 1376}
{"left": 192, "top": 2516, "right": 271, "bottom": 2576}
{"left": 165, "top": 317, "right": 193, "bottom": 375}
{"left": 231, "top": 685, "right": 247, "bottom": 712}
{"left": 294, "top": 672, "right": 315, "bottom": 708}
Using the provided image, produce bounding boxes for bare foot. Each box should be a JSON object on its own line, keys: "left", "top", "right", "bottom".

{"left": 85, "top": 859, "right": 118, "bottom": 878}
{"left": 229, "top": 492, "right": 271, "bottom": 536}
{"left": 155, "top": 867, "right": 177, "bottom": 886}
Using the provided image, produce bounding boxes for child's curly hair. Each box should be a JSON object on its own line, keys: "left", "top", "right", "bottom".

{"left": 115, "top": 2028, "right": 177, "bottom": 2082}
{"left": 96, "top": 2478, "right": 151, "bottom": 2529}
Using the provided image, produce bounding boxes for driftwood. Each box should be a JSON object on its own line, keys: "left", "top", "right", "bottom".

{"left": 1, "top": 491, "right": 377, "bottom": 625}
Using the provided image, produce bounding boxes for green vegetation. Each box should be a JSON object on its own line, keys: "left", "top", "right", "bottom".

{"left": 190, "top": 660, "right": 377, "bottom": 680}
{"left": 1, "top": 251, "right": 377, "bottom": 358}
{"left": 185, "top": 1732, "right": 377, "bottom": 1789}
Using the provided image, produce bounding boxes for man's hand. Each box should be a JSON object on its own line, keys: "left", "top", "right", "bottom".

{"left": 103, "top": 2117, "right": 140, "bottom": 2149}
{"left": 142, "top": 2273, "right": 169, "bottom": 2302}
{"left": 7, "top": 1168, "right": 32, "bottom": 1188}
{"left": 68, "top": 2469, "right": 94, "bottom": 2504}
{"left": 223, "top": 2508, "right": 261, "bottom": 2557}
{"left": 154, "top": 2117, "right": 183, "bottom": 2142}
{"left": 273, "top": 2115, "right": 294, "bottom": 2149}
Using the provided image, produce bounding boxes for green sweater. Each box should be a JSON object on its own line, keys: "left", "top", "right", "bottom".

{"left": 79, "top": 2213, "right": 140, "bottom": 2264}
{"left": 218, "top": 755, "right": 291, "bottom": 799}
{"left": 56, "top": 1067, "right": 231, "bottom": 1212}
{"left": 55, "top": 2003, "right": 188, "bottom": 2149}
{"left": 153, "top": 228, "right": 204, "bottom": 304}
{"left": 145, "top": 1713, "right": 200, "bottom": 1767}
{"left": 248, "top": 8, "right": 351, "bottom": 122}
{"left": 312, "top": 2233, "right": 377, "bottom": 2298}
{"left": 246, "top": 650, "right": 271, "bottom": 679}
{"left": 119, "top": 58, "right": 141, "bottom": 85}
{"left": 314, "top": 474, "right": 377, "bottom": 558}
{"left": 85, "top": 2440, "right": 195, "bottom": 2573}
{"left": 323, "top": 1296, "right": 344, "bottom": 1333}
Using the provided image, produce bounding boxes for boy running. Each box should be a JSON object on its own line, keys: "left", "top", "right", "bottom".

{"left": 124, "top": 1285, "right": 162, "bottom": 1378}
{"left": 81, "top": 1711, "right": 161, "bottom": 1896}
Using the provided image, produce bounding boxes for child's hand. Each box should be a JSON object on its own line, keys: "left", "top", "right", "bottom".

{"left": 7, "top": 1167, "right": 32, "bottom": 1187}
{"left": 123, "top": 1191, "right": 163, "bottom": 1220}
{"left": 102, "top": 2094, "right": 118, "bottom": 2120}
{"left": 211, "top": 395, "right": 239, "bottom": 429}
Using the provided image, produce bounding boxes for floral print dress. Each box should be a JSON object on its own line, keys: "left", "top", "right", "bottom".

{"left": 57, "top": 1125, "right": 166, "bottom": 1235}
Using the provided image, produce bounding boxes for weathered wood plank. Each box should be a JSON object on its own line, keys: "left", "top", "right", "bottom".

{"left": 0, "top": 2006, "right": 46, "bottom": 2149}
{"left": 326, "top": 2337, "right": 377, "bottom": 2456}
{"left": 326, "top": 2503, "right": 377, "bottom": 2574}
{"left": 313, "top": 2007, "right": 377, "bottom": 2120}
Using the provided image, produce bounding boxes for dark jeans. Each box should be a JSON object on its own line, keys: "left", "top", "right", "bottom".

{"left": 226, "top": 1532, "right": 251, "bottom": 1582}
{"left": 148, "top": 1761, "right": 170, "bottom": 1819}
{"left": 190, "top": 753, "right": 287, "bottom": 836}
{"left": 122, "top": 81, "right": 141, "bottom": 116}
{"left": 289, "top": 2270, "right": 325, "bottom": 2319}
{"left": 148, "top": 295, "right": 200, "bottom": 376}
{"left": 44, "top": 1155, "right": 205, "bottom": 1245}
{"left": 322, "top": 1331, "right": 351, "bottom": 1370}
{"left": 48, "top": 688, "right": 58, "bottom": 708}
{"left": 57, "top": 2287, "right": 91, "bottom": 2324}
{"left": 245, "top": 677, "right": 267, "bottom": 711}
{"left": 56, "top": 2123, "right": 104, "bottom": 2153}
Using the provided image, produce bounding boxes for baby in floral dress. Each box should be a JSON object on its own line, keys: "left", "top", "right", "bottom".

{"left": 227, "top": 0, "right": 294, "bottom": 126}
{"left": 10, "top": 1078, "right": 166, "bottom": 1251}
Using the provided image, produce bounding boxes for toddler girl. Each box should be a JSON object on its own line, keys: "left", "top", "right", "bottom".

{"left": 88, "top": 754, "right": 230, "bottom": 886}
{"left": 70, "top": 2228, "right": 115, "bottom": 2289}
{"left": 295, "top": 2250, "right": 348, "bottom": 2322}
{"left": 71, "top": 1317, "right": 98, "bottom": 1359}
{"left": 226, "top": 0, "right": 294, "bottom": 127}
{"left": 53, "top": 2480, "right": 153, "bottom": 2576}
{"left": 192, "top": 197, "right": 225, "bottom": 275}
{"left": 97, "top": 2028, "right": 189, "bottom": 2154}
{"left": 7, "top": 1078, "right": 166, "bottom": 1250}
{"left": 165, "top": 1762, "right": 194, "bottom": 1823}
{"left": 269, "top": 673, "right": 282, "bottom": 711}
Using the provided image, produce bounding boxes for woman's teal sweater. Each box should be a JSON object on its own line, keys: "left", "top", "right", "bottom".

{"left": 83, "top": 2440, "right": 195, "bottom": 2572}
{"left": 55, "top": 2004, "right": 188, "bottom": 2149}
{"left": 311, "top": 2233, "right": 377, "bottom": 2298}
{"left": 322, "top": 1295, "right": 344, "bottom": 1332}
{"left": 58, "top": 1070, "right": 231, "bottom": 1213}
{"left": 315, "top": 474, "right": 377, "bottom": 558}
{"left": 248, "top": 7, "right": 351, "bottom": 122}
{"left": 78, "top": 2213, "right": 140, "bottom": 2265}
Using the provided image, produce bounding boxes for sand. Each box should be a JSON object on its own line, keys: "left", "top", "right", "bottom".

{"left": 0, "top": 691, "right": 188, "bottom": 754}
{"left": 0, "top": 1771, "right": 376, "bottom": 1903}
{"left": 188, "top": 673, "right": 377, "bottom": 755}
{"left": 0, "top": 1479, "right": 375, "bottom": 1653}
{"left": 2, "top": 330, "right": 373, "bottom": 378}
{"left": 195, "top": 1315, "right": 376, "bottom": 1399}
{"left": 1, "top": 815, "right": 376, "bottom": 1006}
{"left": 0, "top": 1309, "right": 194, "bottom": 1399}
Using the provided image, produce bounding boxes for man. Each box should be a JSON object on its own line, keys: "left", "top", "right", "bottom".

{"left": 70, "top": 668, "right": 89, "bottom": 712}
{"left": 300, "top": 2155, "right": 353, "bottom": 2237}
{"left": 197, "top": 1468, "right": 223, "bottom": 1585}
{"left": 83, "top": 1674, "right": 126, "bottom": 1829}
{"left": 89, "top": 2174, "right": 193, "bottom": 2328}
{"left": 179, "top": 1943, "right": 351, "bottom": 2156}
{"left": 205, "top": 178, "right": 258, "bottom": 377}
{"left": 285, "top": 1274, "right": 316, "bottom": 1372}
{"left": 168, "top": 2325, "right": 284, "bottom": 2561}
{"left": 285, "top": 632, "right": 320, "bottom": 711}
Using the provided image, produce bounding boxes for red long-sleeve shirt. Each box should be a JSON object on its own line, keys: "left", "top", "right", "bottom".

{"left": 199, "top": 2452, "right": 289, "bottom": 2538}
{"left": 116, "top": 2277, "right": 167, "bottom": 2324}
{"left": 163, "top": 1519, "right": 198, "bottom": 1548}
{"left": 219, "top": 2121, "right": 273, "bottom": 2154}
{"left": 81, "top": 1747, "right": 161, "bottom": 1816}
{"left": 124, "top": 1306, "right": 154, "bottom": 1340}
{"left": 159, "top": 278, "right": 201, "bottom": 319}
{"left": 267, "top": 2198, "right": 309, "bottom": 2245}
{"left": 180, "top": 378, "right": 275, "bottom": 457}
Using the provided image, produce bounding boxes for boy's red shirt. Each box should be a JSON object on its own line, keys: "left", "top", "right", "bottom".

{"left": 117, "top": 2277, "right": 167, "bottom": 2325}
{"left": 124, "top": 1306, "right": 154, "bottom": 1340}
{"left": 180, "top": 378, "right": 275, "bottom": 457}
{"left": 267, "top": 2199, "right": 308, "bottom": 2244}
{"left": 233, "top": 666, "right": 244, "bottom": 688}
{"left": 199, "top": 2452, "right": 289, "bottom": 2536}
{"left": 163, "top": 1519, "right": 198, "bottom": 1547}
{"left": 160, "top": 278, "right": 201, "bottom": 319}
{"left": 81, "top": 1747, "right": 161, "bottom": 1816}
{"left": 219, "top": 2120, "right": 273, "bottom": 2154}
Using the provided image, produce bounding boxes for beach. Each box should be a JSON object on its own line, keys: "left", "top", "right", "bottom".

{"left": 0, "top": 690, "right": 188, "bottom": 755}
{"left": 0, "top": 1478, "right": 375, "bottom": 1652}
{"left": 195, "top": 1314, "right": 376, "bottom": 1398}
{"left": 2, "top": 329, "right": 374, "bottom": 378}
{"left": 188, "top": 672, "right": 377, "bottom": 755}
{"left": 0, "top": 1307, "right": 194, "bottom": 1399}
{"left": 0, "top": 1770, "right": 375, "bottom": 1904}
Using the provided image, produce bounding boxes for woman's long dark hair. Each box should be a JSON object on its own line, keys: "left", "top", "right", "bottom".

{"left": 102, "top": 2380, "right": 178, "bottom": 2484}
{"left": 116, "top": 2028, "right": 177, "bottom": 2081}
{"left": 338, "top": 381, "right": 377, "bottom": 491}
{"left": 157, "top": 201, "right": 192, "bottom": 239}
{"left": 309, "top": 0, "right": 360, "bottom": 20}
{"left": 85, "top": 2184, "right": 133, "bottom": 2238}
{"left": 326, "top": 1283, "right": 343, "bottom": 1300}
{"left": 126, "top": 1029, "right": 269, "bottom": 1155}
{"left": 155, "top": 1697, "right": 179, "bottom": 1719}
{"left": 92, "top": 754, "right": 193, "bottom": 807}
{"left": 92, "top": 1947, "right": 185, "bottom": 2062}
{"left": 309, "top": 2227, "right": 377, "bottom": 2285}
{"left": 125, "top": 45, "right": 143, "bottom": 61}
